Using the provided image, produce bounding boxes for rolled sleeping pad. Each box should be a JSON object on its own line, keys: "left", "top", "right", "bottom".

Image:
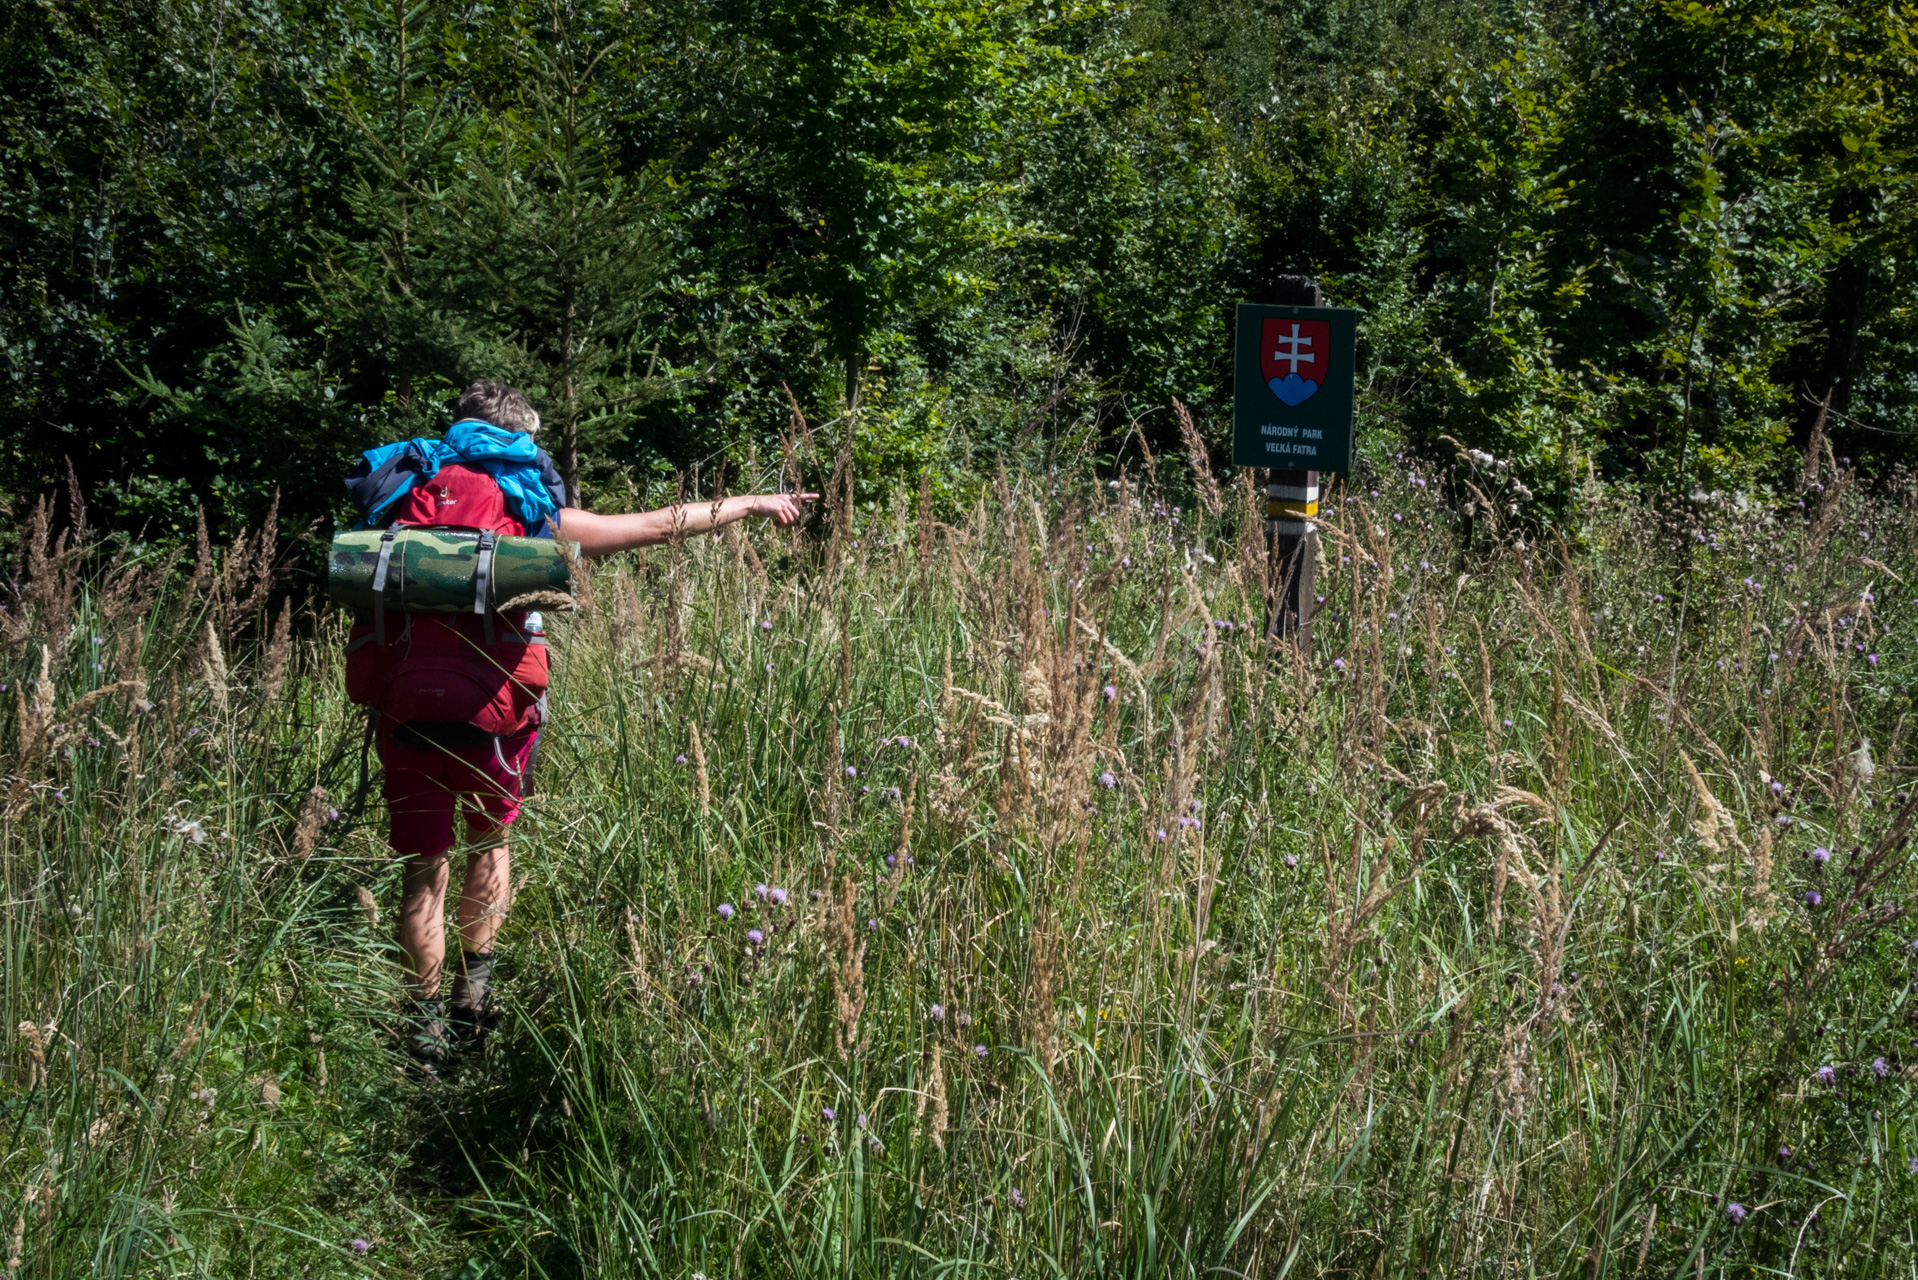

{"left": 328, "top": 527, "right": 577, "bottom": 614}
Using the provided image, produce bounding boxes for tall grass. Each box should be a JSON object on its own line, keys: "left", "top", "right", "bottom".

{"left": 3, "top": 454, "right": 1917, "bottom": 1279}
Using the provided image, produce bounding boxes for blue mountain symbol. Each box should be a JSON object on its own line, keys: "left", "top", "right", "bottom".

{"left": 1269, "top": 373, "right": 1320, "bottom": 406}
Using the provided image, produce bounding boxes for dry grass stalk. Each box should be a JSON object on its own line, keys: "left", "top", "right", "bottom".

{"left": 883, "top": 775, "right": 917, "bottom": 910}
{"left": 170, "top": 995, "right": 210, "bottom": 1062}
{"left": 1028, "top": 921, "right": 1057, "bottom": 1073}
{"left": 1680, "top": 751, "right": 1746, "bottom": 858}
{"left": 261, "top": 598, "right": 294, "bottom": 701}
{"left": 1172, "top": 396, "right": 1222, "bottom": 518}
{"left": 927, "top": 1041, "right": 948, "bottom": 1150}
{"left": 1746, "top": 827, "right": 1777, "bottom": 933}
{"left": 200, "top": 620, "right": 229, "bottom": 715}
{"left": 17, "top": 1021, "right": 48, "bottom": 1090}
{"left": 626, "top": 909, "right": 649, "bottom": 1001}
{"left": 355, "top": 886, "right": 380, "bottom": 930}
{"left": 689, "top": 723, "right": 711, "bottom": 816}
{"left": 823, "top": 704, "right": 843, "bottom": 830}
{"left": 291, "top": 787, "right": 329, "bottom": 860}
{"left": 831, "top": 876, "right": 867, "bottom": 1059}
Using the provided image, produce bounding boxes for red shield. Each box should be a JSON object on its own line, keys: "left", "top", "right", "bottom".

{"left": 1260, "top": 318, "right": 1329, "bottom": 405}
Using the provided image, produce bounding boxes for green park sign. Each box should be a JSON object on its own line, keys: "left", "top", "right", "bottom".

{"left": 1232, "top": 303, "right": 1359, "bottom": 473}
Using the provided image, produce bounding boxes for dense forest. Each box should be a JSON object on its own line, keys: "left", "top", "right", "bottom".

{"left": 3, "top": 0, "right": 1915, "bottom": 538}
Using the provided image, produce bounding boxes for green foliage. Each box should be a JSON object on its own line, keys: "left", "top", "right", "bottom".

{"left": 2, "top": 0, "right": 1916, "bottom": 530}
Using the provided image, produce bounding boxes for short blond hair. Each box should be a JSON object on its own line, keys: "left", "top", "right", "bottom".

{"left": 453, "top": 380, "right": 540, "bottom": 434}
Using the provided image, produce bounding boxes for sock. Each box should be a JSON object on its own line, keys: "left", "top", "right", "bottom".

{"left": 449, "top": 950, "right": 494, "bottom": 1012}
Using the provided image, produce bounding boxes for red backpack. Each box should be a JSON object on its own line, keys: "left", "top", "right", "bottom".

{"left": 343, "top": 462, "right": 551, "bottom": 737}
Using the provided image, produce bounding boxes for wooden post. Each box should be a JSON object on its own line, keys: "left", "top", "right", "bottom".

{"left": 1266, "top": 275, "right": 1322, "bottom": 644}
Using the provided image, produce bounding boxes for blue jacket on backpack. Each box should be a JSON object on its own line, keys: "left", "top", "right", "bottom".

{"left": 345, "top": 420, "right": 565, "bottom": 534}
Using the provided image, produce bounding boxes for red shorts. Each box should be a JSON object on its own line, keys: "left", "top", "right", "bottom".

{"left": 380, "top": 723, "right": 539, "bottom": 859}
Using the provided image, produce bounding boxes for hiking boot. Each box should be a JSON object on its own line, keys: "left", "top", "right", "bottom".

{"left": 405, "top": 998, "right": 454, "bottom": 1074}
{"left": 447, "top": 950, "right": 498, "bottom": 1044}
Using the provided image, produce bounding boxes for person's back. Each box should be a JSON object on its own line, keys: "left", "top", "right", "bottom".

{"left": 341, "top": 379, "right": 813, "bottom": 1072}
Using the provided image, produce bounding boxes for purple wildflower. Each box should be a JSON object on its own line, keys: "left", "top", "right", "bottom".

{"left": 760, "top": 620, "right": 773, "bottom": 631}
{"left": 769, "top": 887, "right": 789, "bottom": 905}
{"left": 1099, "top": 771, "right": 1117, "bottom": 789}
{"left": 1333, "top": 658, "right": 1346, "bottom": 671}
{"left": 975, "top": 1044, "right": 988, "bottom": 1058}
{"left": 1156, "top": 829, "right": 1169, "bottom": 841}
{"left": 746, "top": 929, "right": 764, "bottom": 945}
{"left": 1812, "top": 846, "right": 1832, "bottom": 866}
{"left": 1726, "top": 1203, "right": 1747, "bottom": 1225}
{"left": 1873, "top": 1057, "right": 1889, "bottom": 1078}
{"left": 717, "top": 903, "right": 735, "bottom": 920}
{"left": 867, "top": 918, "right": 878, "bottom": 931}
{"left": 675, "top": 754, "right": 688, "bottom": 764}
{"left": 1816, "top": 1064, "right": 1837, "bottom": 1084}
{"left": 1805, "top": 890, "right": 1823, "bottom": 907}
{"left": 351, "top": 1239, "right": 371, "bottom": 1254}
{"left": 856, "top": 1114, "right": 866, "bottom": 1129}
{"left": 929, "top": 1004, "right": 945, "bottom": 1022}
{"left": 822, "top": 1107, "right": 835, "bottom": 1121}
{"left": 845, "top": 765, "right": 857, "bottom": 778}
{"left": 756, "top": 883, "right": 771, "bottom": 900}
{"left": 1770, "top": 781, "right": 1784, "bottom": 796}
{"left": 1009, "top": 1188, "right": 1026, "bottom": 1209}
{"left": 1284, "top": 854, "right": 1298, "bottom": 868}
{"left": 897, "top": 735, "right": 912, "bottom": 749}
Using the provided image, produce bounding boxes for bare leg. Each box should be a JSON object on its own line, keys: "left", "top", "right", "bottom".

{"left": 458, "top": 842, "right": 513, "bottom": 953}
{"left": 397, "top": 855, "right": 453, "bottom": 1000}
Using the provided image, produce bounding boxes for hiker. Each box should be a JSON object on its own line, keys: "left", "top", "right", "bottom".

{"left": 341, "top": 380, "right": 812, "bottom": 1064}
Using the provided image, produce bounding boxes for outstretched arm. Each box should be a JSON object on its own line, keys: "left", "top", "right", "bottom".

{"left": 556, "top": 493, "right": 816, "bottom": 558}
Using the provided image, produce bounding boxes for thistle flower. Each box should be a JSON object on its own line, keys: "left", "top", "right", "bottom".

{"left": 1873, "top": 1057, "right": 1890, "bottom": 1078}
{"left": 929, "top": 1004, "right": 945, "bottom": 1022}
{"left": 756, "top": 883, "right": 771, "bottom": 899}
{"left": 675, "top": 754, "right": 688, "bottom": 764}
{"left": 822, "top": 1107, "right": 835, "bottom": 1121}
{"left": 1811, "top": 846, "right": 1831, "bottom": 866}
{"left": 717, "top": 903, "right": 735, "bottom": 920}
{"left": 1009, "top": 1188, "right": 1025, "bottom": 1209}
{"left": 746, "top": 929, "right": 764, "bottom": 945}
{"left": 1726, "top": 1203, "right": 1747, "bottom": 1225}
{"left": 1103, "top": 684, "right": 1117, "bottom": 701}
{"left": 975, "top": 1044, "right": 988, "bottom": 1058}
{"left": 1805, "top": 890, "right": 1823, "bottom": 907}
{"left": 760, "top": 620, "right": 773, "bottom": 631}
{"left": 1770, "top": 781, "right": 1784, "bottom": 796}
{"left": 1156, "top": 829, "right": 1169, "bottom": 841}
{"left": 896, "top": 735, "right": 912, "bottom": 749}
{"left": 769, "top": 887, "right": 788, "bottom": 905}
{"left": 351, "top": 1240, "right": 371, "bottom": 1254}
{"left": 856, "top": 1114, "right": 866, "bottom": 1129}
{"left": 846, "top": 766, "right": 858, "bottom": 778}
{"left": 1284, "top": 854, "right": 1298, "bottom": 868}
{"left": 1816, "top": 1064, "right": 1837, "bottom": 1085}
{"left": 1332, "top": 658, "right": 1346, "bottom": 671}
{"left": 1099, "top": 772, "right": 1117, "bottom": 789}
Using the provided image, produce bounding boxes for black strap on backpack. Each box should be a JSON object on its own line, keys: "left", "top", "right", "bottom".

{"left": 474, "top": 529, "right": 497, "bottom": 644}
